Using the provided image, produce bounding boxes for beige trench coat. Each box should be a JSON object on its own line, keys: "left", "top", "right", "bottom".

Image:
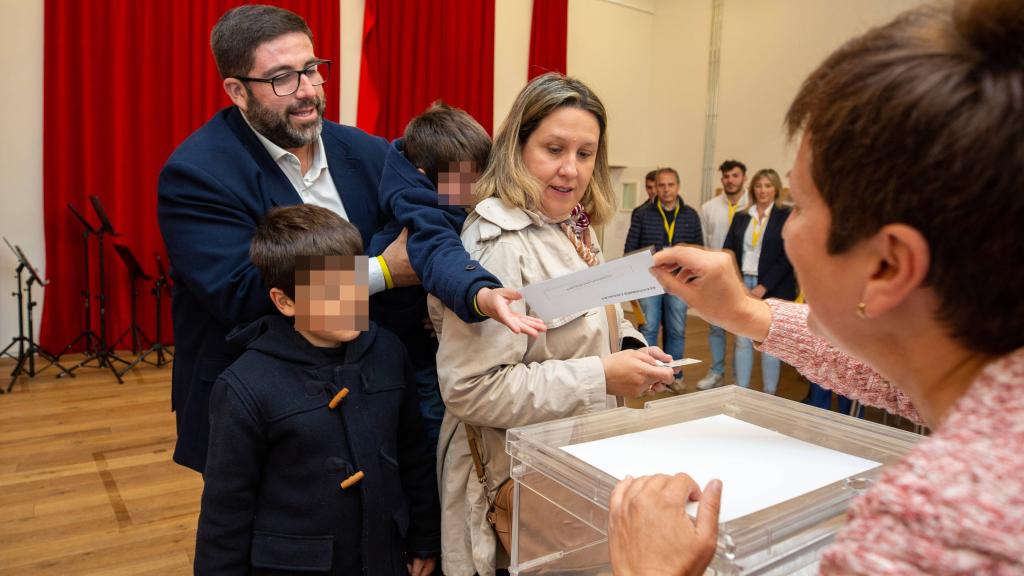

{"left": 427, "top": 198, "right": 645, "bottom": 576}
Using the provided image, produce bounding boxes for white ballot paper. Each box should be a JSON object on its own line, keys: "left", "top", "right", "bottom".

{"left": 561, "top": 414, "right": 881, "bottom": 522}
{"left": 520, "top": 250, "right": 664, "bottom": 321}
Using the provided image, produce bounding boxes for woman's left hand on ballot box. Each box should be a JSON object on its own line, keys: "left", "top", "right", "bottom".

{"left": 608, "top": 473, "right": 722, "bottom": 576}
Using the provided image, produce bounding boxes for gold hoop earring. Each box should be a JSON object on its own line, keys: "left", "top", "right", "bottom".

{"left": 856, "top": 302, "right": 868, "bottom": 319}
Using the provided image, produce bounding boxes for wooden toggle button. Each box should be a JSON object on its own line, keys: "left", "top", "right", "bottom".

{"left": 328, "top": 387, "right": 350, "bottom": 409}
{"left": 339, "top": 470, "right": 364, "bottom": 490}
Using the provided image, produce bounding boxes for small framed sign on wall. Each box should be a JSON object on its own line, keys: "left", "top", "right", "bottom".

{"left": 621, "top": 181, "right": 637, "bottom": 211}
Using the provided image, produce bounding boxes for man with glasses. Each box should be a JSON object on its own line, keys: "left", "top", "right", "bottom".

{"left": 157, "top": 5, "right": 412, "bottom": 474}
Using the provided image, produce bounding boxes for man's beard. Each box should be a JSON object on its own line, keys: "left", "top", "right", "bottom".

{"left": 247, "top": 94, "right": 326, "bottom": 149}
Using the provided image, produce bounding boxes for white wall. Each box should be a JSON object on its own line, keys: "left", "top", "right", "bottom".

{"left": 649, "top": 0, "right": 713, "bottom": 211}
{"left": 0, "top": 0, "right": 44, "bottom": 349}
{"left": 493, "top": 0, "right": 533, "bottom": 131}
{"left": 339, "top": 0, "right": 365, "bottom": 126}
{"left": 713, "top": 0, "right": 924, "bottom": 191}
{"left": 568, "top": 0, "right": 657, "bottom": 259}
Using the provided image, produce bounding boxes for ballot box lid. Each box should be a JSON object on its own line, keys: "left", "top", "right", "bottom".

{"left": 506, "top": 385, "right": 922, "bottom": 575}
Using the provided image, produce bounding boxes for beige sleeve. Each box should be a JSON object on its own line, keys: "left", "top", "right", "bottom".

{"left": 434, "top": 238, "right": 608, "bottom": 431}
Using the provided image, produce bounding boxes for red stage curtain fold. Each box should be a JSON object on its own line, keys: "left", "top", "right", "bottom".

{"left": 528, "top": 0, "right": 569, "bottom": 79}
{"left": 42, "top": 0, "right": 339, "bottom": 353}
{"left": 357, "top": 0, "right": 495, "bottom": 140}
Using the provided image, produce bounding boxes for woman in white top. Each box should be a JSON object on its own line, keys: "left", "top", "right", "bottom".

{"left": 721, "top": 169, "right": 796, "bottom": 393}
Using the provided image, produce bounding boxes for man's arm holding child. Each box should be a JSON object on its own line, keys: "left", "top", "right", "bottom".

{"left": 392, "top": 183, "right": 547, "bottom": 336}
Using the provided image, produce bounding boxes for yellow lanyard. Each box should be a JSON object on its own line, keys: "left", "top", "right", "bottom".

{"left": 751, "top": 212, "right": 767, "bottom": 247}
{"left": 657, "top": 200, "right": 679, "bottom": 244}
{"left": 728, "top": 200, "right": 737, "bottom": 225}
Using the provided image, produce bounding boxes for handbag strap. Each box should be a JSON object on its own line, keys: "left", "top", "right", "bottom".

{"left": 605, "top": 304, "right": 619, "bottom": 354}
{"left": 464, "top": 422, "right": 490, "bottom": 490}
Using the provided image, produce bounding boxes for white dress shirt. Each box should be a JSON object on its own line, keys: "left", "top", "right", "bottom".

{"left": 741, "top": 203, "right": 773, "bottom": 276}
{"left": 244, "top": 113, "right": 387, "bottom": 294}
{"left": 700, "top": 191, "right": 749, "bottom": 250}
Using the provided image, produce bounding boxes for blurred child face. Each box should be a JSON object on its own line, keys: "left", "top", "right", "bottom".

{"left": 438, "top": 160, "right": 480, "bottom": 207}
{"left": 293, "top": 255, "right": 369, "bottom": 346}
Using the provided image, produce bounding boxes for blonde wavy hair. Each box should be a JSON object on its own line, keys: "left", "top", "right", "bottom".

{"left": 475, "top": 73, "right": 615, "bottom": 226}
{"left": 748, "top": 168, "right": 784, "bottom": 206}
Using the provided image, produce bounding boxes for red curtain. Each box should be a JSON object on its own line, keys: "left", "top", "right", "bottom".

{"left": 42, "top": 0, "right": 340, "bottom": 353}
{"left": 528, "top": 0, "right": 568, "bottom": 79}
{"left": 357, "top": 0, "right": 495, "bottom": 140}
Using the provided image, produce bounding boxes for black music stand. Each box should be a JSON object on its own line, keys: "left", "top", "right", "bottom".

{"left": 112, "top": 244, "right": 152, "bottom": 355}
{"left": 0, "top": 238, "right": 74, "bottom": 392}
{"left": 59, "top": 203, "right": 102, "bottom": 357}
{"left": 119, "top": 254, "right": 174, "bottom": 375}
{"left": 63, "top": 195, "right": 131, "bottom": 383}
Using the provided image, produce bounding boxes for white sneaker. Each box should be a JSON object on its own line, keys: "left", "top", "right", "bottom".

{"left": 667, "top": 377, "right": 687, "bottom": 394}
{"left": 696, "top": 371, "right": 724, "bottom": 391}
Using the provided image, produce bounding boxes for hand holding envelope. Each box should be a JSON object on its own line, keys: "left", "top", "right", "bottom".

{"left": 520, "top": 250, "right": 702, "bottom": 381}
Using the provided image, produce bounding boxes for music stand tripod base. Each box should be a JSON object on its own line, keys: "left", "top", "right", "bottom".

{"left": 1, "top": 238, "right": 74, "bottom": 392}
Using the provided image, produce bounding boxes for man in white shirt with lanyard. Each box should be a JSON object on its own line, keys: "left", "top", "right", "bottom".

{"left": 696, "top": 160, "right": 749, "bottom": 390}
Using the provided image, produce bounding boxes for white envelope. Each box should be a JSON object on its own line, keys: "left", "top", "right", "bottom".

{"left": 520, "top": 249, "right": 665, "bottom": 321}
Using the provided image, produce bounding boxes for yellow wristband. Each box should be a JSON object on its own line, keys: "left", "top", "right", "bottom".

{"left": 376, "top": 256, "right": 393, "bottom": 290}
{"left": 473, "top": 292, "right": 485, "bottom": 318}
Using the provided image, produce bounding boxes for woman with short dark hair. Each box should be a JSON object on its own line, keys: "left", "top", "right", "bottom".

{"left": 608, "top": 0, "right": 1024, "bottom": 573}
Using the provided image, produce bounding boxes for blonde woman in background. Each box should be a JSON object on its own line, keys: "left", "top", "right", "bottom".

{"left": 722, "top": 168, "right": 796, "bottom": 394}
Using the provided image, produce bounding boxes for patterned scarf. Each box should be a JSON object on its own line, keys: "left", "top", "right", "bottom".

{"left": 560, "top": 203, "right": 599, "bottom": 267}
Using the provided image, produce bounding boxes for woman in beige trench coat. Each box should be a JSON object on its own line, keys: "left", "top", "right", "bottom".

{"left": 427, "top": 73, "right": 678, "bottom": 576}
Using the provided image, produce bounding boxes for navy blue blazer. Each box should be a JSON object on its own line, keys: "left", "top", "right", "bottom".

{"left": 157, "top": 106, "right": 388, "bottom": 472}
{"left": 722, "top": 206, "right": 797, "bottom": 300}
{"left": 195, "top": 315, "right": 440, "bottom": 575}
{"left": 623, "top": 199, "right": 704, "bottom": 254}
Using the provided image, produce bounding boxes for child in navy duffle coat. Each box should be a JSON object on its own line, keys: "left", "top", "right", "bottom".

{"left": 195, "top": 204, "right": 439, "bottom": 575}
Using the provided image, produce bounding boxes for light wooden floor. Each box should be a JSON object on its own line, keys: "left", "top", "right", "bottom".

{"left": 0, "top": 317, "right": 810, "bottom": 575}
{"left": 0, "top": 352, "right": 200, "bottom": 575}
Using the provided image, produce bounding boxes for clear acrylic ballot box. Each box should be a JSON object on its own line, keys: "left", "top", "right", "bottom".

{"left": 505, "top": 385, "right": 922, "bottom": 575}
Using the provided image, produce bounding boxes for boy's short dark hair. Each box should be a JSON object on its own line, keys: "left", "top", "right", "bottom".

{"left": 211, "top": 5, "right": 312, "bottom": 79}
{"left": 403, "top": 101, "right": 491, "bottom": 188}
{"left": 645, "top": 170, "right": 657, "bottom": 182}
{"left": 719, "top": 160, "right": 746, "bottom": 175}
{"left": 250, "top": 205, "right": 363, "bottom": 299}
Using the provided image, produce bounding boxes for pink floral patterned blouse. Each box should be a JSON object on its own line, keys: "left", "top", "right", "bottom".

{"left": 760, "top": 300, "right": 1023, "bottom": 575}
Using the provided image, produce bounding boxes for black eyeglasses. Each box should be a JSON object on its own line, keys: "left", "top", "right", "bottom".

{"left": 234, "top": 60, "right": 331, "bottom": 97}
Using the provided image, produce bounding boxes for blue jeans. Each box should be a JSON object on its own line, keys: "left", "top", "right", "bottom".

{"left": 734, "top": 275, "right": 781, "bottom": 394}
{"left": 805, "top": 382, "right": 862, "bottom": 417}
{"left": 639, "top": 293, "right": 687, "bottom": 360}
{"left": 708, "top": 323, "right": 726, "bottom": 376}
{"left": 414, "top": 365, "right": 444, "bottom": 454}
